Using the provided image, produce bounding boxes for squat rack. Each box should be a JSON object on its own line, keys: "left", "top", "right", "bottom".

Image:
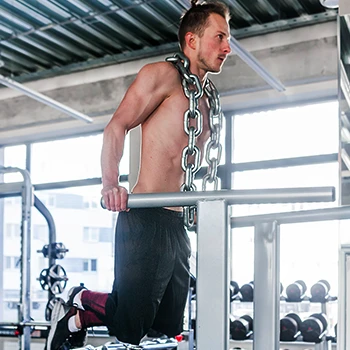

{"left": 1, "top": 166, "right": 347, "bottom": 350}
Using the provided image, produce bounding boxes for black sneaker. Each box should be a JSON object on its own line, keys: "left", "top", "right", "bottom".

{"left": 45, "top": 299, "right": 77, "bottom": 350}
{"left": 68, "top": 329, "right": 88, "bottom": 349}
{"left": 67, "top": 285, "right": 87, "bottom": 310}
{"left": 66, "top": 285, "right": 88, "bottom": 348}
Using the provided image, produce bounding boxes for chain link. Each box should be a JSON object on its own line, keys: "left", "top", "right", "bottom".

{"left": 166, "top": 52, "right": 223, "bottom": 230}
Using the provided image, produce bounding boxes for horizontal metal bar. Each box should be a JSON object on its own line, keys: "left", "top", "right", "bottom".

{"left": 0, "top": 321, "right": 50, "bottom": 327}
{"left": 232, "top": 205, "right": 350, "bottom": 228}
{"left": 101, "top": 186, "right": 335, "bottom": 208}
{"left": 0, "top": 176, "right": 130, "bottom": 199}
{"left": 0, "top": 74, "right": 93, "bottom": 123}
{"left": 230, "top": 36, "right": 286, "bottom": 92}
{"left": 231, "top": 153, "right": 338, "bottom": 172}
{"left": 0, "top": 182, "right": 23, "bottom": 198}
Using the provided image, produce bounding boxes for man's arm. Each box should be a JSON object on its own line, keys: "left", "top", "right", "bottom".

{"left": 101, "top": 62, "right": 173, "bottom": 211}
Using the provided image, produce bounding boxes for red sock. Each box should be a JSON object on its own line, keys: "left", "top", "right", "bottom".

{"left": 78, "top": 309, "right": 104, "bottom": 329}
{"left": 81, "top": 290, "right": 109, "bottom": 317}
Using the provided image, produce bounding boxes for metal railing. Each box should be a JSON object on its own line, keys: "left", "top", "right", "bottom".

{"left": 101, "top": 185, "right": 335, "bottom": 350}
{"left": 231, "top": 205, "right": 350, "bottom": 350}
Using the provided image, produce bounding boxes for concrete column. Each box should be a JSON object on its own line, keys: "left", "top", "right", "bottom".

{"left": 340, "top": 0, "right": 350, "bottom": 15}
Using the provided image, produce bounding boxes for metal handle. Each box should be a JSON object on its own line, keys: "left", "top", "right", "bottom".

{"left": 100, "top": 186, "right": 335, "bottom": 209}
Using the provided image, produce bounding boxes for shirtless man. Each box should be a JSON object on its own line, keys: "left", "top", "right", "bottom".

{"left": 45, "top": 1, "right": 231, "bottom": 349}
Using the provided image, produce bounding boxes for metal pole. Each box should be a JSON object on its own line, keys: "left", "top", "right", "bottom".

{"left": 19, "top": 170, "right": 33, "bottom": 350}
{"left": 0, "top": 74, "right": 93, "bottom": 124}
{"left": 196, "top": 200, "right": 230, "bottom": 350}
{"left": 229, "top": 37, "right": 285, "bottom": 92}
{"left": 100, "top": 186, "right": 335, "bottom": 208}
{"left": 253, "top": 221, "right": 280, "bottom": 350}
{"left": 0, "top": 150, "right": 4, "bottom": 322}
{"left": 338, "top": 244, "right": 350, "bottom": 350}
{"left": 0, "top": 167, "right": 33, "bottom": 350}
{"left": 232, "top": 205, "right": 350, "bottom": 228}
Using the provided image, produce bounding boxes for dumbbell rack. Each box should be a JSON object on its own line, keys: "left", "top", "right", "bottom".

{"left": 229, "top": 281, "right": 337, "bottom": 350}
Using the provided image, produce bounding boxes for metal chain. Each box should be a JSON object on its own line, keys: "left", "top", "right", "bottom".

{"left": 166, "top": 52, "right": 223, "bottom": 230}
{"left": 202, "top": 79, "right": 223, "bottom": 191}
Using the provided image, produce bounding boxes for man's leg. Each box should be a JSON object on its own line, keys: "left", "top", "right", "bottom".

{"left": 151, "top": 223, "right": 191, "bottom": 337}
{"left": 110, "top": 208, "right": 180, "bottom": 345}
{"left": 46, "top": 208, "right": 179, "bottom": 349}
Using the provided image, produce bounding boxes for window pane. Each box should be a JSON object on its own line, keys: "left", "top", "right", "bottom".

{"left": 99, "top": 227, "right": 113, "bottom": 242}
{"left": 233, "top": 101, "right": 338, "bottom": 163}
{"left": 33, "top": 184, "right": 118, "bottom": 321}
{"left": 64, "top": 258, "right": 84, "bottom": 273}
{"left": 230, "top": 161, "right": 339, "bottom": 327}
{"left": 232, "top": 162, "right": 338, "bottom": 215}
{"left": 3, "top": 145, "right": 27, "bottom": 182}
{"left": 33, "top": 224, "right": 48, "bottom": 242}
{"left": 91, "top": 259, "right": 97, "bottom": 272}
{"left": 83, "top": 260, "right": 89, "bottom": 272}
{"left": 31, "top": 133, "right": 129, "bottom": 183}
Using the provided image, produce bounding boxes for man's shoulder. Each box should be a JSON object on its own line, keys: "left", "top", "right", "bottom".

{"left": 140, "top": 61, "right": 179, "bottom": 80}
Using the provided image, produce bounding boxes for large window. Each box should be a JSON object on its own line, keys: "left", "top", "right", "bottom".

{"left": 3, "top": 145, "right": 27, "bottom": 182}
{"left": 233, "top": 101, "right": 338, "bottom": 163}
{"left": 230, "top": 101, "right": 339, "bottom": 331}
{"left": 1, "top": 131, "right": 130, "bottom": 322}
{"left": 33, "top": 185, "right": 117, "bottom": 302}
{"left": 31, "top": 133, "right": 129, "bottom": 183}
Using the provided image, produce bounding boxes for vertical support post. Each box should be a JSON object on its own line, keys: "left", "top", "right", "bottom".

{"left": 197, "top": 200, "right": 230, "bottom": 350}
{"left": 338, "top": 244, "right": 350, "bottom": 350}
{"left": 253, "top": 221, "right": 280, "bottom": 350}
{"left": 0, "top": 149, "right": 4, "bottom": 322}
{"left": 20, "top": 175, "right": 33, "bottom": 350}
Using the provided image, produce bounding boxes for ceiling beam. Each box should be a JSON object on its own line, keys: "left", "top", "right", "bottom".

{"left": 0, "top": 74, "right": 93, "bottom": 123}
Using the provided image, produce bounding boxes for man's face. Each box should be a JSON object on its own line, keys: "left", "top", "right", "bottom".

{"left": 196, "top": 13, "right": 231, "bottom": 74}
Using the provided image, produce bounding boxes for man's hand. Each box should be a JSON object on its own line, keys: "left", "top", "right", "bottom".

{"left": 101, "top": 185, "right": 129, "bottom": 212}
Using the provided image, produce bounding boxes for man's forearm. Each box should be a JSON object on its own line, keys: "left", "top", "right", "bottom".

{"left": 101, "top": 124, "right": 126, "bottom": 188}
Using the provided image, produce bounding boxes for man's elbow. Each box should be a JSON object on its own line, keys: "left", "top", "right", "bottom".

{"left": 104, "top": 120, "right": 128, "bottom": 138}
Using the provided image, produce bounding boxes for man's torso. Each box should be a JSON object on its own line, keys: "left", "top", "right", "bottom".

{"left": 132, "top": 62, "right": 211, "bottom": 201}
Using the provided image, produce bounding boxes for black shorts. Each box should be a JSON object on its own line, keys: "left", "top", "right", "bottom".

{"left": 105, "top": 207, "right": 191, "bottom": 345}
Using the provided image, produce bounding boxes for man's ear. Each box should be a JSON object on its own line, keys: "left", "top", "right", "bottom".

{"left": 184, "top": 32, "right": 196, "bottom": 50}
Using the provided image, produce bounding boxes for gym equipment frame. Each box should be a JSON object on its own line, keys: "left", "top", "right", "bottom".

{"left": 0, "top": 166, "right": 346, "bottom": 350}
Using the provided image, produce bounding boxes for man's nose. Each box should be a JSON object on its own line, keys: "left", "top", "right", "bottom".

{"left": 223, "top": 40, "right": 231, "bottom": 54}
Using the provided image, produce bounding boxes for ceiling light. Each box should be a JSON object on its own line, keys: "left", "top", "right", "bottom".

{"left": 319, "top": 0, "right": 339, "bottom": 9}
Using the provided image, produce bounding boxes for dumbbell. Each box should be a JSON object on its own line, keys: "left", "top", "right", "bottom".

{"left": 285, "top": 280, "right": 307, "bottom": 302}
{"left": 310, "top": 280, "right": 336, "bottom": 303}
{"left": 280, "top": 313, "right": 302, "bottom": 341}
{"left": 230, "top": 315, "right": 253, "bottom": 340}
{"left": 300, "top": 313, "right": 328, "bottom": 343}
{"left": 240, "top": 282, "right": 254, "bottom": 302}
{"left": 230, "top": 281, "right": 240, "bottom": 302}
{"left": 240, "top": 281, "right": 283, "bottom": 302}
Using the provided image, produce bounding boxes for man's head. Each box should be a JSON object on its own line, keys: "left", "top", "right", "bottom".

{"left": 178, "top": 1, "right": 231, "bottom": 51}
{"left": 178, "top": 1, "right": 231, "bottom": 75}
